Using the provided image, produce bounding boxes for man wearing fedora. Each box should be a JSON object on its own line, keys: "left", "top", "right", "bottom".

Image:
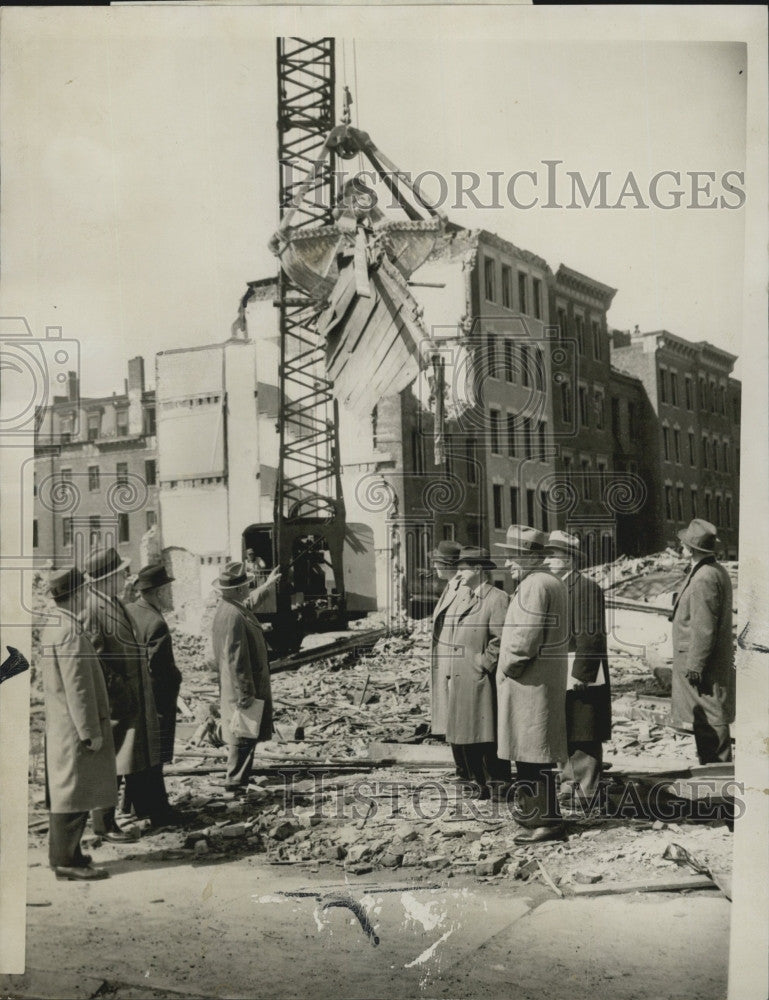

{"left": 211, "top": 561, "right": 276, "bottom": 793}
{"left": 544, "top": 530, "right": 612, "bottom": 807}
{"left": 670, "top": 518, "right": 735, "bottom": 764}
{"left": 429, "top": 540, "right": 463, "bottom": 749}
{"left": 495, "top": 525, "right": 569, "bottom": 843}
{"left": 41, "top": 568, "right": 116, "bottom": 880}
{"left": 443, "top": 546, "right": 510, "bottom": 798}
{"left": 82, "top": 546, "right": 162, "bottom": 841}
{"left": 125, "top": 563, "right": 185, "bottom": 826}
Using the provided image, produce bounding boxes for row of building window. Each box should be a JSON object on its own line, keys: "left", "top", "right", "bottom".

{"left": 483, "top": 259, "right": 543, "bottom": 320}
{"left": 659, "top": 369, "right": 739, "bottom": 421}
{"left": 37, "top": 461, "right": 158, "bottom": 495}
{"left": 489, "top": 410, "right": 549, "bottom": 461}
{"left": 491, "top": 484, "right": 551, "bottom": 533}
{"left": 442, "top": 518, "right": 615, "bottom": 566}
{"left": 556, "top": 309, "right": 604, "bottom": 362}
{"left": 561, "top": 381, "right": 608, "bottom": 431}
{"left": 57, "top": 407, "right": 156, "bottom": 444}
{"left": 664, "top": 486, "right": 733, "bottom": 529}
{"left": 483, "top": 338, "right": 546, "bottom": 390}
{"left": 661, "top": 429, "right": 736, "bottom": 473}
{"left": 32, "top": 509, "right": 157, "bottom": 549}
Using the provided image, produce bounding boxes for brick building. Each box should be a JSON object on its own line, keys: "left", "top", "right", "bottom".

{"left": 33, "top": 357, "right": 159, "bottom": 570}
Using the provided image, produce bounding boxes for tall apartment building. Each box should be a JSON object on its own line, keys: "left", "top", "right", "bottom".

{"left": 33, "top": 357, "right": 159, "bottom": 570}
{"left": 611, "top": 329, "right": 740, "bottom": 557}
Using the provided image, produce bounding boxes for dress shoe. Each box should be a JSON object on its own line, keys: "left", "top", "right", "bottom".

{"left": 513, "top": 825, "right": 567, "bottom": 845}
{"left": 55, "top": 865, "right": 110, "bottom": 881}
{"left": 100, "top": 828, "right": 139, "bottom": 844}
{"left": 74, "top": 853, "right": 93, "bottom": 867}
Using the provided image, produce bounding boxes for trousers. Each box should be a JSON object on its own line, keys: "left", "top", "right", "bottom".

{"left": 561, "top": 741, "right": 603, "bottom": 797}
{"left": 451, "top": 743, "right": 510, "bottom": 790}
{"left": 693, "top": 721, "right": 732, "bottom": 765}
{"left": 226, "top": 738, "right": 257, "bottom": 788}
{"left": 92, "top": 766, "right": 169, "bottom": 832}
{"left": 49, "top": 811, "right": 89, "bottom": 868}
{"left": 514, "top": 761, "right": 562, "bottom": 828}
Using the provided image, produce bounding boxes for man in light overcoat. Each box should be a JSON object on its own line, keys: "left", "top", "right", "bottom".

{"left": 544, "top": 531, "right": 612, "bottom": 806}
{"left": 41, "top": 568, "right": 117, "bottom": 880}
{"left": 429, "top": 540, "right": 463, "bottom": 749}
{"left": 670, "top": 518, "right": 735, "bottom": 764}
{"left": 495, "top": 525, "right": 569, "bottom": 844}
{"left": 211, "top": 561, "right": 277, "bottom": 792}
{"left": 444, "top": 547, "right": 510, "bottom": 798}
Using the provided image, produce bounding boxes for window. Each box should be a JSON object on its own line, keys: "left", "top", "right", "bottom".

{"left": 63, "top": 517, "right": 73, "bottom": 546}
{"left": 688, "top": 432, "right": 695, "bottom": 466}
{"left": 532, "top": 277, "right": 542, "bottom": 320}
{"left": 88, "top": 465, "right": 100, "bottom": 492}
{"left": 442, "top": 523, "right": 456, "bottom": 541}
{"left": 60, "top": 466, "right": 72, "bottom": 483}
{"left": 87, "top": 412, "right": 100, "bottom": 442}
{"left": 504, "top": 340, "right": 515, "bottom": 382}
{"left": 712, "top": 437, "right": 719, "bottom": 472}
{"left": 33, "top": 519, "right": 38, "bottom": 548}
{"left": 533, "top": 346, "right": 544, "bottom": 390}
{"left": 493, "top": 485, "right": 503, "bottom": 529}
{"left": 722, "top": 443, "right": 729, "bottom": 473}
{"left": 59, "top": 414, "right": 73, "bottom": 444}
{"left": 698, "top": 376, "right": 707, "bottom": 411}
{"left": 146, "top": 510, "right": 158, "bottom": 531}
{"left": 690, "top": 488, "right": 698, "bottom": 518}
{"left": 501, "top": 265, "right": 513, "bottom": 309}
{"left": 116, "top": 461, "right": 129, "bottom": 486}
{"left": 602, "top": 534, "right": 614, "bottom": 564}
{"left": 704, "top": 493, "right": 711, "bottom": 521}
{"left": 578, "top": 385, "right": 589, "bottom": 428}
{"left": 709, "top": 380, "right": 717, "bottom": 413}
{"left": 145, "top": 406, "right": 156, "bottom": 436}
{"left": 467, "top": 519, "right": 481, "bottom": 547}
{"left": 411, "top": 430, "right": 424, "bottom": 475}
{"left": 506, "top": 414, "right": 516, "bottom": 457}
{"left": 611, "top": 397, "right": 621, "bottom": 436}
{"left": 597, "top": 461, "right": 607, "bottom": 497}
{"left": 538, "top": 422, "right": 547, "bottom": 460}
{"left": 732, "top": 397, "right": 740, "bottom": 423}
{"left": 659, "top": 369, "right": 668, "bottom": 404}
{"left": 670, "top": 373, "right": 678, "bottom": 407}
{"left": 591, "top": 320, "right": 601, "bottom": 360}
{"left": 557, "top": 307, "right": 567, "bottom": 340}
{"left": 521, "top": 344, "right": 530, "bottom": 387}
{"left": 509, "top": 487, "right": 519, "bottom": 524}
{"left": 719, "top": 385, "right": 726, "bottom": 415}
{"left": 561, "top": 381, "right": 573, "bottom": 423}
{"left": 483, "top": 257, "right": 495, "bottom": 302}
{"left": 518, "top": 272, "right": 527, "bottom": 313}
{"left": 116, "top": 409, "right": 129, "bottom": 436}
{"left": 725, "top": 496, "right": 732, "bottom": 528}
{"left": 145, "top": 459, "right": 157, "bottom": 486}
{"left": 539, "top": 490, "right": 549, "bottom": 532}
{"left": 118, "top": 512, "right": 130, "bottom": 543}
{"left": 489, "top": 409, "right": 501, "bottom": 455}
{"left": 523, "top": 418, "right": 532, "bottom": 459}
{"left": 526, "top": 489, "right": 536, "bottom": 527}
{"left": 575, "top": 315, "right": 585, "bottom": 355}
{"left": 594, "top": 390, "right": 605, "bottom": 430}
{"left": 89, "top": 515, "right": 101, "bottom": 545}
{"left": 702, "top": 436, "right": 709, "bottom": 468}
{"left": 581, "top": 459, "right": 591, "bottom": 500}
{"left": 627, "top": 401, "right": 639, "bottom": 438}
{"left": 486, "top": 333, "right": 496, "bottom": 377}
{"left": 715, "top": 496, "right": 722, "bottom": 527}
{"left": 685, "top": 376, "right": 694, "bottom": 411}
{"left": 664, "top": 486, "right": 673, "bottom": 521}
{"left": 466, "top": 439, "right": 478, "bottom": 485}
{"left": 673, "top": 429, "right": 681, "bottom": 464}
{"left": 676, "top": 487, "right": 684, "bottom": 521}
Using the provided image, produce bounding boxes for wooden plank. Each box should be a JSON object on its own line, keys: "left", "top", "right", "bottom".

{"left": 367, "top": 741, "right": 454, "bottom": 764}
{"left": 570, "top": 875, "right": 718, "bottom": 897}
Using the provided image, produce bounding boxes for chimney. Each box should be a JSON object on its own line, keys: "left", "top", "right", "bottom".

{"left": 67, "top": 371, "right": 79, "bottom": 402}
{"left": 127, "top": 356, "right": 145, "bottom": 435}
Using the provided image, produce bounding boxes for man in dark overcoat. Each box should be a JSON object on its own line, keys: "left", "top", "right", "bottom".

{"left": 670, "top": 519, "right": 735, "bottom": 764}
{"left": 211, "top": 562, "right": 277, "bottom": 792}
{"left": 125, "top": 563, "right": 184, "bottom": 825}
{"left": 544, "top": 531, "right": 612, "bottom": 806}
{"left": 82, "top": 546, "right": 162, "bottom": 840}
{"left": 41, "top": 568, "right": 116, "bottom": 880}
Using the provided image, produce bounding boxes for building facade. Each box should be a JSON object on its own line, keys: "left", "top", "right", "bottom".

{"left": 33, "top": 357, "right": 159, "bottom": 570}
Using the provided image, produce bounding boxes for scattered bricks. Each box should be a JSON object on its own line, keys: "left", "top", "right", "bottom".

{"left": 652, "top": 820, "right": 667, "bottom": 831}
{"left": 226, "top": 802, "right": 243, "bottom": 813}
{"left": 348, "top": 863, "right": 373, "bottom": 876}
{"left": 346, "top": 844, "right": 370, "bottom": 864}
{"left": 184, "top": 830, "right": 211, "bottom": 848}
{"left": 269, "top": 820, "right": 300, "bottom": 842}
{"left": 381, "top": 852, "right": 404, "bottom": 868}
{"left": 424, "top": 855, "right": 450, "bottom": 870}
{"left": 475, "top": 855, "right": 508, "bottom": 877}
{"left": 573, "top": 872, "right": 603, "bottom": 885}
{"left": 513, "top": 858, "right": 539, "bottom": 881}
{"left": 394, "top": 824, "right": 419, "bottom": 843}
{"left": 194, "top": 840, "right": 209, "bottom": 855}
{"left": 297, "top": 813, "right": 322, "bottom": 829}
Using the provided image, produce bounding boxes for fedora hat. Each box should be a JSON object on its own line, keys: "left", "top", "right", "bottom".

{"left": 212, "top": 561, "right": 254, "bottom": 592}
{"left": 48, "top": 567, "right": 87, "bottom": 603}
{"left": 456, "top": 546, "right": 496, "bottom": 570}
{"left": 678, "top": 518, "right": 718, "bottom": 554}
{"left": 544, "top": 530, "right": 581, "bottom": 558}
{"left": 135, "top": 563, "right": 174, "bottom": 592}
{"left": 84, "top": 546, "right": 130, "bottom": 582}
{"left": 495, "top": 524, "right": 547, "bottom": 554}
{"left": 430, "top": 540, "right": 462, "bottom": 567}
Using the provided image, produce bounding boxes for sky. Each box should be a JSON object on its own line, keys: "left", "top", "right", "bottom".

{"left": 0, "top": 7, "right": 748, "bottom": 396}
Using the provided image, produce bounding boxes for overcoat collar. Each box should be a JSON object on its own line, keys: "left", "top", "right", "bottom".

{"left": 670, "top": 554, "right": 715, "bottom": 620}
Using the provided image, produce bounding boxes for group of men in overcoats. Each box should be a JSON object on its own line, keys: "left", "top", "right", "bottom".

{"left": 41, "top": 547, "right": 184, "bottom": 881}
{"left": 429, "top": 516, "right": 735, "bottom": 843}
